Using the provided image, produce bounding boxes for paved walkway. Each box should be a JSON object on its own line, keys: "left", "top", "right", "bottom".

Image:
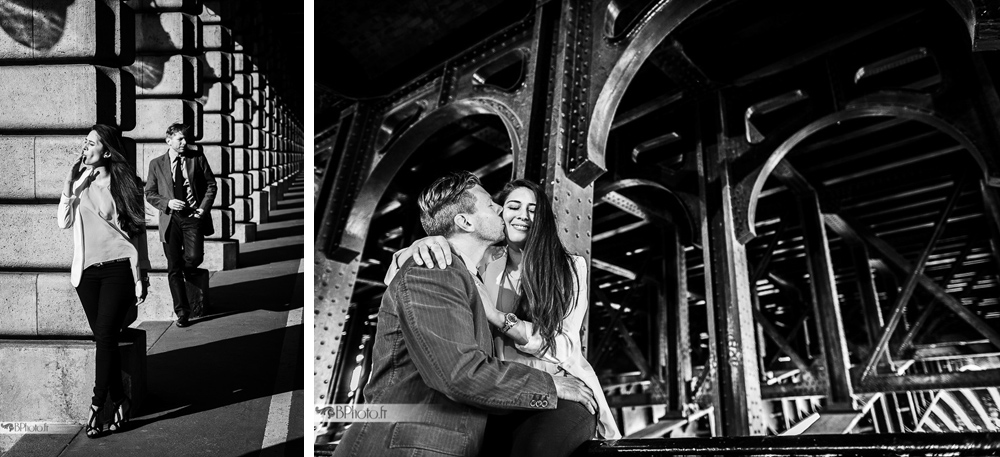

{"left": 4, "top": 177, "right": 305, "bottom": 457}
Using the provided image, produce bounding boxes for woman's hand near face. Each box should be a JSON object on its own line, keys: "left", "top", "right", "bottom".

{"left": 66, "top": 154, "right": 84, "bottom": 182}
{"left": 62, "top": 155, "right": 85, "bottom": 196}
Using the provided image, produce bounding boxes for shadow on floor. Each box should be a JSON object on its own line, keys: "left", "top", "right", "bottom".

{"left": 189, "top": 260, "right": 302, "bottom": 325}
{"left": 130, "top": 322, "right": 303, "bottom": 427}
{"left": 267, "top": 209, "right": 304, "bottom": 223}
{"left": 237, "top": 238, "right": 304, "bottom": 269}
{"left": 255, "top": 220, "right": 304, "bottom": 241}
{"left": 239, "top": 437, "right": 305, "bottom": 457}
{"left": 275, "top": 198, "right": 303, "bottom": 210}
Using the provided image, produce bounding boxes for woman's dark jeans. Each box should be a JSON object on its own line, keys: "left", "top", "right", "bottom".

{"left": 75, "top": 261, "right": 134, "bottom": 407}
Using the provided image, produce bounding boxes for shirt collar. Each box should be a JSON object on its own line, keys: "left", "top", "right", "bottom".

{"left": 451, "top": 246, "right": 485, "bottom": 283}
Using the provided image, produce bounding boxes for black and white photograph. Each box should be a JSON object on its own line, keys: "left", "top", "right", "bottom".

{"left": 8, "top": 0, "right": 1000, "bottom": 456}
{"left": 314, "top": 0, "right": 1000, "bottom": 456}
{"left": 0, "top": 1, "right": 304, "bottom": 456}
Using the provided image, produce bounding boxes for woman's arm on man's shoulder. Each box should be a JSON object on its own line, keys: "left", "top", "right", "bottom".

{"left": 383, "top": 235, "right": 458, "bottom": 285}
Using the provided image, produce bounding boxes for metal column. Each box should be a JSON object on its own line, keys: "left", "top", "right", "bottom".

{"left": 697, "top": 95, "right": 765, "bottom": 435}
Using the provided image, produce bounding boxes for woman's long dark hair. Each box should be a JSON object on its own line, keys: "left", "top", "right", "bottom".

{"left": 496, "top": 179, "right": 578, "bottom": 354}
{"left": 92, "top": 124, "right": 145, "bottom": 238}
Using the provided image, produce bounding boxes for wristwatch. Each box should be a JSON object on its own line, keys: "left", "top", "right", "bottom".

{"left": 501, "top": 312, "right": 519, "bottom": 333}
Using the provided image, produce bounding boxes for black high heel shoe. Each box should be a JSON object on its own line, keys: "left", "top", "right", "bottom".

{"left": 85, "top": 404, "right": 103, "bottom": 438}
{"left": 107, "top": 397, "right": 130, "bottom": 433}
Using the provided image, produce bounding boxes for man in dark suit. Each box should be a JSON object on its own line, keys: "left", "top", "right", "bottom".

{"left": 333, "top": 172, "right": 596, "bottom": 457}
{"left": 144, "top": 123, "right": 217, "bottom": 328}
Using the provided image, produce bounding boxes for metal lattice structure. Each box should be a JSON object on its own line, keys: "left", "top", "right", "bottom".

{"left": 314, "top": 0, "right": 1000, "bottom": 445}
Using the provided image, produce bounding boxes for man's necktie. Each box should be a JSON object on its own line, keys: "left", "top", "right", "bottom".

{"left": 173, "top": 157, "right": 198, "bottom": 209}
{"left": 172, "top": 156, "right": 185, "bottom": 205}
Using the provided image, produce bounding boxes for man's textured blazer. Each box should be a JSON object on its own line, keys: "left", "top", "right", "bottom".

{"left": 144, "top": 150, "right": 217, "bottom": 242}
{"left": 333, "top": 253, "right": 558, "bottom": 457}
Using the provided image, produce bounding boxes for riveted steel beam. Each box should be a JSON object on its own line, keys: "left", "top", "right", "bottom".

{"left": 574, "top": 432, "right": 1000, "bottom": 455}
{"left": 697, "top": 93, "right": 765, "bottom": 436}
{"left": 545, "top": 0, "right": 603, "bottom": 187}
{"left": 315, "top": 106, "right": 376, "bottom": 407}
{"left": 587, "top": 0, "right": 712, "bottom": 191}
{"left": 316, "top": 105, "right": 373, "bottom": 261}
{"left": 663, "top": 226, "right": 692, "bottom": 408}
{"left": 797, "top": 190, "right": 852, "bottom": 406}
{"left": 855, "top": 369, "right": 1000, "bottom": 394}
{"left": 848, "top": 241, "right": 886, "bottom": 362}
{"left": 527, "top": 2, "right": 603, "bottom": 354}
{"left": 315, "top": 256, "right": 361, "bottom": 405}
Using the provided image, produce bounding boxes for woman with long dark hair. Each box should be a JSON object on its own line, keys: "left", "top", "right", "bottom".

{"left": 58, "top": 124, "right": 150, "bottom": 438}
{"left": 386, "top": 178, "right": 620, "bottom": 456}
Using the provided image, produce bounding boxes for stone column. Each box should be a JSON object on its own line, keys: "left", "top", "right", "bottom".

{"left": 198, "top": 12, "right": 239, "bottom": 242}
{"left": 216, "top": 2, "right": 303, "bottom": 232}
{"left": 234, "top": 48, "right": 269, "bottom": 224}
{"left": 127, "top": 1, "right": 237, "bottom": 323}
{"left": 229, "top": 56, "right": 256, "bottom": 231}
{"left": 0, "top": 1, "right": 142, "bottom": 425}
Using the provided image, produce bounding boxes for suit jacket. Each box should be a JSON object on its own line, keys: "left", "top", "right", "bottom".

{"left": 57, "top": 172, "right": 152, "bottom": 295}
{"left": 333, "top": 251, "right": 558, "bottom": 457}
{"left": 144, "top": 149, "right": 217, "bottom": 242}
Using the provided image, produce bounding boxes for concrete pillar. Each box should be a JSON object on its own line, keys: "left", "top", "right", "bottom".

{"left": 223, "top": 4, "right": 302, "bottom": 231}
{"left": 0, "top": 0, "right": 147, "bottom": 426}
{"left": 203, "top": 1, "right": 301, "bottom": 237}
{"left": 128, "top": 3, "right": 242, "bottom": 322}
{"left": 231, "top": 50, "right": 261, "bottom": 226}
{"left": 197, "top": 12, "right": 239, "bottom": 242}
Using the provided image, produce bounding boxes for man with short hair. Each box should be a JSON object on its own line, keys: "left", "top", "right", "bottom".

{"left": 333, "top": 171, "right": 596, "bottom": 457}
{"left": 144, "top": 123, "right": 217, "bottom": 328}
